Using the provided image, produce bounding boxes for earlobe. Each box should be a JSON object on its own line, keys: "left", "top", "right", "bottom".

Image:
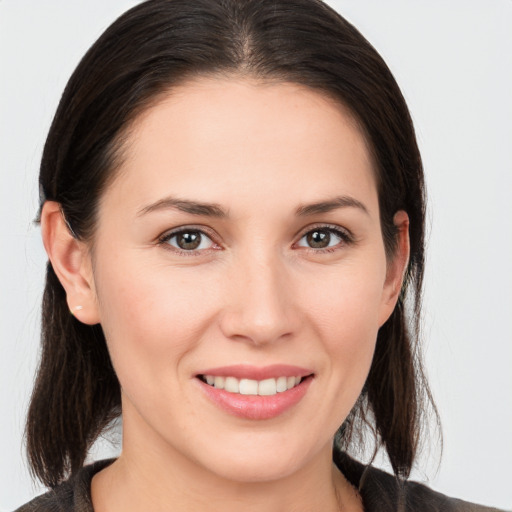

{"left": 378, "top": 210, "right": 410, "bottom": 326}
{"left": 40, "top": 201, "right": 100, "bottom": 325}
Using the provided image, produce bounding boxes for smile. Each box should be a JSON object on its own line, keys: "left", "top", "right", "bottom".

{"left": 199, "top": 375, "right": 303, "bottom": 396}
{"left": 196, "top": 366, "right": 314, "bottom": 420}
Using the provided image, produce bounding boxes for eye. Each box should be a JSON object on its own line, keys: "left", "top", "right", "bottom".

{"left": 160, "top": 229, "right": 216, "bottom": 252}
{"left": 296, "top": 226, "right": 351, "bottom": 251}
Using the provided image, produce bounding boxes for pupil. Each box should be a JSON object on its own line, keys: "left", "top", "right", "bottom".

{"left": 177, "top": 231, "right": 201, "bottom": 250}
{"left": 307, "top": 230, "right": 330, "bottom": 248}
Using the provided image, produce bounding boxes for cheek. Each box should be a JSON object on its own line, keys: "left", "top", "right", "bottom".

{"left": 304, "top": 256, "right": 387, "bottom": 341}
{"left": 299, "top": 257, "right": 386, "bottom": 402}
{"left": 92, "top": 255, "right": 220, "bottom": 390}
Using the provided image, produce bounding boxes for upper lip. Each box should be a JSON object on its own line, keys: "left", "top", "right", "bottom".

{"left": 196, "top": 364, "right": 313, "bottom": 381}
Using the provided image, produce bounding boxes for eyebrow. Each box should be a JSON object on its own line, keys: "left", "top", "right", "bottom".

{"left": 295, "top": 195, "right": 369, "bottom": 216}
{"left": 137, "top": 197, "right": 228, "bottom": 218}
{"left": 137, "top": 194, "right": 369, "bottom": 218}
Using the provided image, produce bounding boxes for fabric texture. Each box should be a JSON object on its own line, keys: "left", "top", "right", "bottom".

{"left": 14, "top": 452, "right": 506, "bottom": 512}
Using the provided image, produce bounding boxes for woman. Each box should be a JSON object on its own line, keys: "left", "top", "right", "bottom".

{"left": 11, "top": 1, "right": 507, "bottom": 511}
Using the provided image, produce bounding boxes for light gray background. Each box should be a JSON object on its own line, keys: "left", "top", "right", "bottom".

{"left": 1, "top": 1, "right": 511, "bottom": 510}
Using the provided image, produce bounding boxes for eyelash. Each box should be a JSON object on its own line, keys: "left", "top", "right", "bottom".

{"left": 295, "top": 225, "right": 354, "bottom": 254}
{"left": 157, "top": 224, "right": 354, "bottom": 256}
{"left": 157, "top": 226, "right": 220, "bottom": 256}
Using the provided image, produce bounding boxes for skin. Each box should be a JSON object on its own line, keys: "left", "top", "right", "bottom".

{"left": 42, "top": 77, "right": 409, "bottom": 512}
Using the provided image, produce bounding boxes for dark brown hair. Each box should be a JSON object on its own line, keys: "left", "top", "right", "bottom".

{"left": 28, "top": 0, "right": 437, "bottom": 489}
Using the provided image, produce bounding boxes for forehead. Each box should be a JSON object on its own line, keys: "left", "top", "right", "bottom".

{"left": 106, "top": 77, "right": 378, "bottom": 216}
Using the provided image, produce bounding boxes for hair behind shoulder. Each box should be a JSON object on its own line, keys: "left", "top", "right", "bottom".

{"left": 27, "top": 0, "right": 439, "bottom": 488}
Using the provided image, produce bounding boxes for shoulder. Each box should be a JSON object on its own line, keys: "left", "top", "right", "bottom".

{"left": 403, "top": 479, "right": 505, "bottom": 512}
{"left": 333, "top": 449, "right": 505, "bottom": 512}
{"left": 13, "top": 460, "right": 114, "bottom": 512}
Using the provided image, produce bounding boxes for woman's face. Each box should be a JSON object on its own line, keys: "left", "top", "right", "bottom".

{"left": 84, "top": 77, "right": 405, "bottom": 482}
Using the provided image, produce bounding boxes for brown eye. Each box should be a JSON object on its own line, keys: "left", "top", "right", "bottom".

{"left": 306, "top": 230, "right": 331, "bottom": 248}
{"left": 176, "top": 231, "right": 201, "bottom": 250}
{"left": 165, "top": 230, "right": 214, "bottom": 251}
{"left": 297, "top": 226, "right": 349, "bottom": 251}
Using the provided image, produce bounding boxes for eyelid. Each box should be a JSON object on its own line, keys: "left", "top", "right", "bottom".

{"left": 157, "top": 225, "right": 222, "bottom": 254}
{"left": 293, "top": 223, "right": 355, "bottom": 251}
{"left": 156, "top": 222, "right": 354, "bottom": 256}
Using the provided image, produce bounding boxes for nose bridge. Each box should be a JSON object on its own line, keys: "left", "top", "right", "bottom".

{"left": 220, "top": 245, "right": 298, "bottom": 345}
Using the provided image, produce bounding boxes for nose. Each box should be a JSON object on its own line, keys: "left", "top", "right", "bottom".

{"left": 219, "top": 250, "right": 301, "bottom": 346}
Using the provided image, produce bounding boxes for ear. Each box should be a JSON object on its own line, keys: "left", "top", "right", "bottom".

{"left": 40, "top": 201, "right": 100, "bottom": 325}
{"left": 378, "top": 210, "right": 410, "bottom": 327}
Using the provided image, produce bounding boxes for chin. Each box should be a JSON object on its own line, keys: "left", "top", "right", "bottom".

{"left": 188, "top": 430, "right": 324, "bottom": 484}
{"left": 203, "top": 454, "right": 302, "bottom": 483}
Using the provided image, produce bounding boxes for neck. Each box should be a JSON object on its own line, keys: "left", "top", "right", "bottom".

{"left": 91, "top": 406, "right": 362, "bottom": 512}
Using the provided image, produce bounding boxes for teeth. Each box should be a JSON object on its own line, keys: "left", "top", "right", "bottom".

{"left": 239, "top": 379, "right": 258, "bottom": 395}
{"left": 258, "top": 378, "right": 276, "bottom": 396}
{"left": 276, "top": 376, "right": 287, "bottom": 393}
{"left": 202, "top": 375, "right": 304, "bottom": 396}
{"left": 214, "top": 376, "right": 225, "bottom": 389}
{"left": 224, "top": 376, "right": 239, "bottom": 393}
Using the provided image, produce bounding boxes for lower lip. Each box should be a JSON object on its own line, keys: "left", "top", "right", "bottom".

{"left": 197, "top": 376, "right": 313, "bottom": 420}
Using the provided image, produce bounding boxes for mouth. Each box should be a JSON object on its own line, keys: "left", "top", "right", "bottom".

{"left": 195, "top": 365, "right": 314, "bottom": 420}
{"left": 198, "top": 374, "right": 306, "bottom": 396}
